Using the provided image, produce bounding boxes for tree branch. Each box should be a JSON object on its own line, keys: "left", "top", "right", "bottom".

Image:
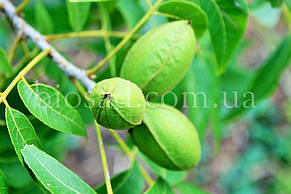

{"left": 0, "top": 0, "right": 96, "bottom": 92}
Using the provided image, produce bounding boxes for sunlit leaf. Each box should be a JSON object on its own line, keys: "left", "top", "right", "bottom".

{"left": 21, "top": 145, "right": 96, "bottom": 193}
{"left": 17, "top": 81, "right": 87, "bottom": 137}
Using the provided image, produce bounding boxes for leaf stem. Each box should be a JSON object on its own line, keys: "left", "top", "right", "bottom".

{"left": 100, "top": 4, "right": 116, "bottom": 77}
{"left": 283, "top": 4, "right": 291, "bottom": 31}
{"left": 108, "top": 129, "right": 135, "bottom": 162}
{"left": 13, "top": 48, "right": 39, "bottom": 73}
{"left": 20, "top": 41, "right": 30, "bottom": 56}
{"left": 46, "top": 30, "right": 140, "bottom": 41}
{"left": 0, "top": 49, "right": 50, "bottom": 105}
{"left": 108, "top": 130, "right": 154, "bottom": 186}
{"left": 8, "top": 31, "right": 23, "bottom": 63}
{"left": 15, "top": 0, "right": 30, "bottom": 13}
{"left": 86, "top": 0, "right": 164, "bottom": 76}
{"left": 94, "top": 121, "right": 113, "bottom": 194}
{"left": 0, "top": 119, "right": 5, "bottom": 126}
{"left": 152, "top": 11, "right": 181, "bottom": 20}
{"left": 71, "top": 78, "right": 90, "bottom": 101}
{"left": 138, "top": 164, "right": 154, "bottom": 186}
{"left": 145, "top": 0, "right": 152, "bottom": 8}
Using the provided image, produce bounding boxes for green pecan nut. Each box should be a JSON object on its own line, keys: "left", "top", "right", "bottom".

{"left": 90, "top": 78, "right": 146, "bottom": 130}
{"left": 121, "top": 21, "right": 196, "bottom": 99}
{"left": 131, "top": 102, "right": 201, "bottom": 170}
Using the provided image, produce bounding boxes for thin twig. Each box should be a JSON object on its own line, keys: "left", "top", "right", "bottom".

{"left": 0, "top": 49, "right": 50, "bottom": 105}
{"left": 108, "top": 130, "right": 154, "bottom": 186}
{"left": 145, "top": 0, "right": 152, "bottom": 8}
{"left": 71, "top": 78, "right": 90, "bottom": 101}
{"left": 138, "top": 164, "right": 154, "bottom": 186}
{"left": 20, "top": 41, "right": 30, "bottom": 56}
{"left": 0, "top": 0, "right": 96, "bottom": 91}
{"left": 86, "top": 0, "right": 163, "bottom": 75}
{"left": 8, "top": 30, "right": 23, "bottom": 63}
{"left": 108, "top": 129, "right": 135, "bottom": 162}
{"left": 94, "top": 121, "right": 113, "bottom": 194}
{"left": 15, "top": 0, "right": 30, "bottom": 13}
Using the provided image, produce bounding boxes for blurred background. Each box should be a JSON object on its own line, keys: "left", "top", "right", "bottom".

{"left": 0, "top": 0, "right": 291, "bottom": 193}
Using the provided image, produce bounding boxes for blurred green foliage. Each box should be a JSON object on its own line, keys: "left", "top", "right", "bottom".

{"left": 0, "top": 0, "right": 290, "bottom": 193}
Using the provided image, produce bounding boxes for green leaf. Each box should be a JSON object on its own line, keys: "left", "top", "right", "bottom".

{"left": 184, "top": 57, "right": 218, "bottom": 142}
{"left": 35, "top": 0, "right": 54, "bottom": 34}
{"left": 224, "top": 35, "right": 291, "bottom": 120}
{"left": 44, "top": 60, "right": 94, "bottom": 125}
{"left": 145, "top": 178, "right": 174, "bottom": 194}
{"left": 249, "top": 35, "right": 291, "bottom": 100}
{"left": 266, "top": 0, "right": 284, "bottom": 7}
{"left": 17, "top": 81, "right": 87, "bottom": 137}
{"left": 0, "top": 47, "right": 12, "bottom": 74}
{"left": 21, "top": 145, "right": 96, "bottom": 194}
{"left": 0, "top": 162, "right": 33, "bottom": 189}
{"left": 0, "top": 126, "right": 13, "bottom": 152}
{"left": 200, "top": 0, "right": 248, "bottom": 74}
{"left": 175, "top": 182, "right": 208, "bottom": 194}
{"left": 66, "top": 0, "right": 91, "bottom": 31}
{"left": 159, "top": 0, "right": 208, "bottom": 38}
{"left": 216, "top": 0, "right": 249, "bottom": 73}
{"left": 96, "top": 161, "right": 144, "bottom": 194}
{"left": 141, "top": 155, "right": 186, "bottom": 185}
{"left": 117, "top": 0, "right": 145, "bottom": 29}
{"left": 0, "top": 170, "right": 8, "bottom": 194}
{"left": 199, "top": 0, "right": 226, "bottom": 67}
{"left": 5, "top": 106, "right": 42, "bottom": 164}
{"left": 287, "top": 0, "right": 291, "bottom": 11}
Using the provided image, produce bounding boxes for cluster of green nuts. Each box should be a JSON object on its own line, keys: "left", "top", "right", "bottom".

{"left": 90, "top": 21, "right": 201, "bottom": 171}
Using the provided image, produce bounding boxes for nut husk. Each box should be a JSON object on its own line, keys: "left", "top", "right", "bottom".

{"left": 90, "top": 78, "right": 146, "bottom": 130}
{"left": 130, "top": 102, "right": 201, "bottom": 170}
{"left": 120, "top": 21, "right": 196, "bottom": 99}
